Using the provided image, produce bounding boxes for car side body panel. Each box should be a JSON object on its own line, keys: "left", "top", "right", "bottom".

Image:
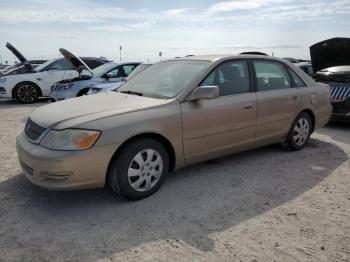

{"left": 256, "top": 88, "right": 302, "bottom": 146}
{"left": 180, "top": 93, "right": 257, "bottom": 164}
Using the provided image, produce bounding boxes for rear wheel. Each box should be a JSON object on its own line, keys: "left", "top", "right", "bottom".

{"left": 14, "top": 82, "right": 40, "bottom": 103}
{"left": 282, "top": 112, "right": 312, "bottom": 151}
{"left": 108, "top": 138, "right": 169, "bottom": 200}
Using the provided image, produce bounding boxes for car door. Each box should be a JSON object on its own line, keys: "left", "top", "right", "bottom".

{"left": 40, "top": 59, "right": 77, "bottom": 96}
{"left": 180, "top": 60, "right": 257, "bottom": 164}
{"left": 253, "top": 60, "right": 302, "bottom": 146}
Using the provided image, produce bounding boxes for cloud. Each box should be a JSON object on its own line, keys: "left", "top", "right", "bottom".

{"left": 89, "top": 22, "right": 152, "bottom": 32}
{"left": 0, "top": 7, "right": 123, "bottom": 23}
{"left": 206, "top": 0, "right": 288, "bottom": 13}
{"left": 163, "top": 8, "right": 191, "bottom": 16}
{"left": 0, "top": 0, "right": 348, "bottom": 26}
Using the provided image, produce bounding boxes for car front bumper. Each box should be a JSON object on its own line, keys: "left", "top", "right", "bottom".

{"left": 16, "top": 132, "right": 118, "bottom": 190}
{"left": 331, "top": 98, "right": 350, "bottom": 122}
{"left": 331, "top": 112, "right": 350, "bottom": 122}
{"left": 49, "top": 89, "right": 77, "bottom": 102}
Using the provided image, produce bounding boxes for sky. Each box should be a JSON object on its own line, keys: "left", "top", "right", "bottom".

{"left": 0, "top": 0, "right": 349, "bottom": 64}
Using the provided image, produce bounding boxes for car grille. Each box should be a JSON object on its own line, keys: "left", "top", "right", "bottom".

{"left": 24, "top": 118, "right": 47, "bottom": 142}
{"left": 330, "top": 84, "right": 350, "bottom": 103}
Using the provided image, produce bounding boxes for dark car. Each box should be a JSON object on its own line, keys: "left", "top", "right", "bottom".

{"left": 310, "top": 37, "right": 350, "bottom": 122}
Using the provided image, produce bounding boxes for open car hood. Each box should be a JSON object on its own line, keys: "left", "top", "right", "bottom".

{"left": 5, "top": 42, "right": 35, "bottom": 73}
{"left": 59, "top": 48, "right": 93, "bottom": 74}
{"left": 6, "top": 42, "right": 28, "bottom": 63}
{"left": 310, "top": 37, "right": 350, "bottom": 72}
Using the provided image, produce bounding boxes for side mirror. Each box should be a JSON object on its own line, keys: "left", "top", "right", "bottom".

{"left": 105, "top": 72, "right": 115, "bottom": 79}
{"left": 187, "top": 85, "right": 219, "bottom": 101}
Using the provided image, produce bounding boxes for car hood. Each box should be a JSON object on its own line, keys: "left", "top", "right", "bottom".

{"left": 6, "top": 42, "right": 35, "bottom": 73}
{"left": 6, "top": 42, "right": 28, "bottom": 64}
{"left": 30, "top": 92, "right": 168, "bottom": 130}
{"left": 95, "top": 81, "right": 124, "bottom": 90}
{"left": 59, "top": 48, "right": 93, "bottom": 74}
{"left": 310, "top": 37, "right": 350, "bottom": 72}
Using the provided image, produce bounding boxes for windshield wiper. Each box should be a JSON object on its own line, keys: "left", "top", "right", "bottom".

{"left": 119, "top": 90, "right": 143, "bottom": 96}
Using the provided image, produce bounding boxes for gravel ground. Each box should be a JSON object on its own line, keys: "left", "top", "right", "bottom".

{"left": 0, "top": 98, "right": 349, "bottom": 262}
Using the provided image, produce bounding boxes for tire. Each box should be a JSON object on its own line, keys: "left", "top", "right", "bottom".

{"left": 14, "top": 82, "right": 40, "bottom": 103}
{"left": 281, "top": 112, "right": 312, "bottom": 151}
{"left": 108, "top": 138, "right": 169, "bottom": 200}
{"left": 77, "top": 88, "right": 89, "bottom": 97}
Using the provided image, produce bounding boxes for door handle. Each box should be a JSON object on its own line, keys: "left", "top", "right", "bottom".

{"left": 292, "top": 95, "right": 298, "bottom": 100}
{"left": 244, "top": 103, "right": 254, "bottom": 109}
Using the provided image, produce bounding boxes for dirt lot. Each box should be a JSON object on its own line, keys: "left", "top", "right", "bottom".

{"left": 0, "top": 98, "right": 349, "bottom": 262}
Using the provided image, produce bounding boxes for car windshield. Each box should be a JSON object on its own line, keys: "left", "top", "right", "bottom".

{"left": 35, "top": 59, "right": 59, "bottom": 72}
{"left": 119, "top": 60, "right": 210, "bottom": 98}
{"left": 125, "top": 64, "right": 152, "bottom": 81}
{"left": 92, "top": 63, "right": 119, "bottom": 77}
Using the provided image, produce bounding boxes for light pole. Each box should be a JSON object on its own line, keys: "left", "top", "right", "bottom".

{"left": 119, "top": 45, "right": 122, "bottom": 61}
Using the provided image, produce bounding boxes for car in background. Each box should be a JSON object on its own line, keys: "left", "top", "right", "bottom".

{"left": 295, "top": 62, "right": 313, "bottom": 76}
{"left": 0, "top": 60, "right": 47, "bottom": 76}
{"left": 49, "top": 50, "right": 141, "bottom": 101}
{"left": 0, "top": 43, "right": 110, "bottom": 103}
{"left": 17, "top": 54, "right": 331, "bottom": 200}
{"left": 87, "top": 63, "right": 153, "bottom": 95}
{"left": 283, "top": 57, "right": 313, "bottom": 76}
{"left": 310, "top": 37, "right": 350, "bottom": 122}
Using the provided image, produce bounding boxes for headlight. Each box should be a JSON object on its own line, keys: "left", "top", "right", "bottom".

{"left": 55, "top": 83, "right": 74, "bottom": 91}
{"left": 40, "top": 129, "right": 101, "bottom": 150}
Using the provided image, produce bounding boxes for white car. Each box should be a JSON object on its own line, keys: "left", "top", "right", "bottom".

{"left": 0, "top": 43, "right": 110, "bottom": 103}
{"left": 87, "top": 63, "right": 153, "bottom": 95}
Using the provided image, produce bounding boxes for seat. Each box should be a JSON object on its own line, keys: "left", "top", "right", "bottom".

{"left": 219, "top": 65, "right": 242, "bottom": 96}
{"left": 268, "top": 77, "right": 287, "bottom": 89}
{"left": 257, "top": 77, "right": 269, "bottom": 91}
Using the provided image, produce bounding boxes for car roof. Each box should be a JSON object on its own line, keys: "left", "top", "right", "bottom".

{"left": 169, "top": 54, "right": 288, "bottom": 63}
{"left": 80, "top": 57, "right": 111, "bottom": 62}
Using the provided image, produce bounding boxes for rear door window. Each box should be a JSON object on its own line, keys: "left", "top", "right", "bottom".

{"left": 122, "top": 64, "right": 137, "bottom": 75}
{"left": 107, "top": 64, "right": 138, "bottom": 78}
{"left": 253, "top": 61, "right": 292, "bottom": 91}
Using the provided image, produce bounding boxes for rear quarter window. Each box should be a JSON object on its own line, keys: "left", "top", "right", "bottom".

{"left": 288, "top": 69, "right": 307, "bottom": 87}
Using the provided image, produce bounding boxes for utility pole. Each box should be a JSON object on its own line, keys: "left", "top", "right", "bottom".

{"left": 119, "top": 45, "right": 122, "bottom": 61}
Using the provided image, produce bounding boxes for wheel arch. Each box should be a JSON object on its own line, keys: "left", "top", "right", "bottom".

{"left": 77, "top": 87, "right": 91, "bottom": 97}
{"left": 12, "top": 81, "right": 42, "bottom": 98}
{"left": 298, "top": 108, "right": 315, "bottom": 133}
{"left": 106, "top": 132, "right": 177, "bottom": 183}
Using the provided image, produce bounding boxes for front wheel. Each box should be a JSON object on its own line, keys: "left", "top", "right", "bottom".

{"left": 108, "top": 138, "right": 169, "bottom": 200}
{"left": 14, "top": 82, "right": 40, "bottom": 103}
{"left": 282, "top": 112, "right": 312, "bottom": 151}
